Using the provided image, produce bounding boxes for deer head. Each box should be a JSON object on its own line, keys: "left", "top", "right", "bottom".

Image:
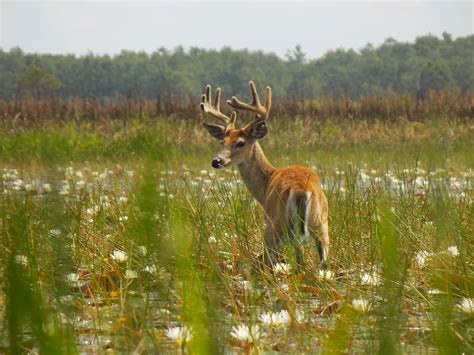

{"left": 201, "top": 81, "right": 272, "bottom": 168}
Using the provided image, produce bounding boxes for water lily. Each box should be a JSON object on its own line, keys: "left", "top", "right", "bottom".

{"left": 446, "top": 245, "right": 459, "bottom": 257}
{"left": 111, "top": 250, "right": 128, "bottom": 263}
{"left": 125, "top": 269, "right": 138, "bottom": 279}
{"left": 456, "top": 298, "right": 474, "bottom": 313}
{"left": 415, "top": 250, "right": 433, "bottom": 267}
{"left": 259, "top": 310, "right": 291, "bottom": 328}
{"left": 14, "top": 254, "right": 28, "bottom": 266}
{"left": 361, "top": 272, "right": 381, "bottom": 286}
{"left": 66, "top": 273, "right": 80, "bottom": 287}
{"left": 230, "top": 324, "right": 260, "bottom": 343}
{"left": 351, "top": 298, "right": 371, "bottom": 312}
{"left": 273, "top": 262, "right": 291, "bottom": 275}
{"left": 318, "top": 269, "right": 334, "bottom": 280}
{"left": 165, "top": 326, "right": 192, "bottom": 345}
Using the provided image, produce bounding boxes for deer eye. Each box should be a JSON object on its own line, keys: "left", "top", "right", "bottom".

{"left": 235, "top": 141, "right": 246, "bottom": 148}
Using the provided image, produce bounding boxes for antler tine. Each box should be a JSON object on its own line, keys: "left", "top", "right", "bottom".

{"left": 227, "top": 81, "right": 272, "bottom": 120}
{"left": 200, "top": 84, "right": 231, "bottom": 125}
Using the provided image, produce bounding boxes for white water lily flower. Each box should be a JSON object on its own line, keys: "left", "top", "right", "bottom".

{"left": 259, "top": 310, "right": 291, "bottom": 328}
{"left": 144, "top": 265, "right": 157, "bottom": 273}
{"left": 59, "top": 184, "right": 69, "bottom": 195}
{"left": 273, "top": 262, "right": 291, "bottom": 275}
{"left": 208, "top": 235, "right": 217, "bottom": 244}
{"left": 125, "top": 269, "right": 138, "bottom": 279}
{"left": 427, "top": 288, "right": 443, "bottom": 295}
{"left": 361, "top": 272, "right": 381, "bottom": 286}
{"left": 14, "top": 254, "right": 29, "bottom": 266}
{"left": 117, "top": 196, "right": 128, "bottom": 203}
{"left": 110, "top": 250, "right": 128, "bottom": 263}
{"left": 13, "top": 179, "right": 24, "bottom": 191}
{"left": 66, "top": 273, "right": 80, "bottom": 287}
{"left": 49, "top": 229, "right": 61, "bottom": 237}
{"left": 415, "top": 250, "right": 433, "bottom": 267}
{"left": 456, "top": 298, "right": 474, "bottom": 314}
{"left": 165, "top": 326, "right": 192, "bottom": 345}
{"left": 446, "top": 246, "right": 459, "bottom": 257}
{"left": 236, "top": 279, "right": 252, "bottom": 292}
{"left": 351, "top": 298, "right": 371, "bottom": 312}
{"left": 230, "top": 324, "right": 260, "bottom": 343}
{"left": 318, "top": 269, "right": 334, "bottom": 280}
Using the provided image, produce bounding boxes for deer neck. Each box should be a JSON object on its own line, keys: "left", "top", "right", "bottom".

{"left": 237, "top": 142, "right": 276, "bottom": 205}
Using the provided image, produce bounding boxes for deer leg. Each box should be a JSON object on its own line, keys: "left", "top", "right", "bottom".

{"left": 262, "top": 226, "right": 283, "bottom": 268}
{"left": 288, "top": 229, "right": 304, "bottom": 270}
{"left": 315, "top": 220, "right": 330, "bottom": 269}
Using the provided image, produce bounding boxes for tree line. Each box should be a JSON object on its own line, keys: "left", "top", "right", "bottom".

{"left": 0, "top": 32, "right": 472, "bottom": 102}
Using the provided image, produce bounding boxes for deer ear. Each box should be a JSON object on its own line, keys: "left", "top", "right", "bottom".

{"left": 247, "top": 121, "right": 268, "bottom": 140}
{"left": 203, "top": 123, "right": 226, "bottom": 140}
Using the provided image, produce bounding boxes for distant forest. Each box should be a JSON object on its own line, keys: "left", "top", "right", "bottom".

{"left": 0, "top": 33, "right": 473, "bottom": 101}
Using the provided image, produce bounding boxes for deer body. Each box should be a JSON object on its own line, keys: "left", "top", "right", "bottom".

{"left": 201, "top": 82, "right": 329, "bottom": 268}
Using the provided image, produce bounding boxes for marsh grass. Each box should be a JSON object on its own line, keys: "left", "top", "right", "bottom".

{"left": 0, "top": 117, "right": 472, "bottom": 353}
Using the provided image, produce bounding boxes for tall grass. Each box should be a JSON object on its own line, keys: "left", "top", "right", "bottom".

{"left": 0, "top": 116, "right": 472, "bottom": 353}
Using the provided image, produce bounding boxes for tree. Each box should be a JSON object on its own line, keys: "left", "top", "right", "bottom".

{"left": 18, "top": 64, "right": 62, "bottom": 98}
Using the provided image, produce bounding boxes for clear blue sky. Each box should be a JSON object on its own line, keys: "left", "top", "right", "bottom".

{"left": 1, "top": 1, "right": 472, "bottom": 59}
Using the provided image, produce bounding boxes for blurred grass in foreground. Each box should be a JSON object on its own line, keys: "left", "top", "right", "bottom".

{"left": 0, "top": 116, "right": 472, "bottom": 353}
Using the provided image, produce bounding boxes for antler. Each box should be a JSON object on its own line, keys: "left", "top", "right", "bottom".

{"left": 200, "top": 85, "right": 236, "bottom": 128}
{"left": 227, "top": 81, "right": 272, "bottom": 120}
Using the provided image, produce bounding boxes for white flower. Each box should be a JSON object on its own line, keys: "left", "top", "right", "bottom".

{"left": 259, "top": 310, "right": 291, "bottom": 328}
{"left": 318, "top": 269, "right": 333, "bottom": 280}
{"left": 25, "top": 184, "right": 35, "bottom": 192}
{"left": 446, "top": 246, "right": 459, "bottom": 257}
{"left": 117, "top": 196, "right": 128, "bottom": 203}
{"left": 144, "top": 265, "right": 157, "bottom": 273}
{"left": 42, "top": 183, "right": 52, "bottom": 193}
{"left": 66, "top": 273, "right": 80, "bottom": 286}
{"left": 456, "top": 298, "right": 474, "bottom": 313}
{"left": 125, "top": 269, "right": 138, "bottom": 279}
{"left": 14, "top": 254, "right": 28, "bottom": 266}
{"left": 110, "top": 250, "right": 128, "bottom": 263}
{"left": 86, "top": 206, "right": 99, "bottom": 217}
{"left": 208, "top": 235, "right": 217, "bottom": 244}
{"left": 361, "top": 272, "right": 381, "bottom": 286}
{"left": 236, "top": 279, "right": 252, "bottom": 292}
{"left": 119, "top": 216, "right": 128, "bottom": 222}
{"left": 415, "top": 250, "right": 433, "bottom": 267}
{"left": 230, "top": 324, "right": 260, "bottom": 343}
{"left": 351, "top": 298, "right": 371, "bottom": 312}
{"left": 49, "top": 229, "right": 61, "bottom": 237}
{"left": 427, "top": 288, "right": 443, "bottom": 295}
{"left": 273, "top": 262, "right": 291, "bottom": 275}
{"left": 165, "top": 326, "right": 192, "bottom": 345}
{"left": 59, "top": 184, "right": 69, "bottom": 195}
{"left": 13, "top": 179, "right": 24, "bottom": 190}
{"left": 295, "top": 309, "right": 306, "bottom": 323}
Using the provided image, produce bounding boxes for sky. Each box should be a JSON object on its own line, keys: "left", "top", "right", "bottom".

{"left": 0, "top": 1, "right": 472, "bottom": 59}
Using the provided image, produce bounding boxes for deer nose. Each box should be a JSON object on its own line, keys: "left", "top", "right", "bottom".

{"left": 212, "top": 157, "right": 223, "bottom": 169}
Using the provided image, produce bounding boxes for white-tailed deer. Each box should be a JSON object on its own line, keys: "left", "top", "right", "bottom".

{"left": 201, "top": 81, "right": 329, "bottom": 270}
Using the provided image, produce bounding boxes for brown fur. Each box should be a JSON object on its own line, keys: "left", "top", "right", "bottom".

{"left": 202, "top": 82, "right": 329, "bottom": 269}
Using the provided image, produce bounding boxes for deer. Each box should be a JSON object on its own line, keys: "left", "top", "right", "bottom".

{"left": 200, "top": 81, "right": 329, "bottom": 271}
